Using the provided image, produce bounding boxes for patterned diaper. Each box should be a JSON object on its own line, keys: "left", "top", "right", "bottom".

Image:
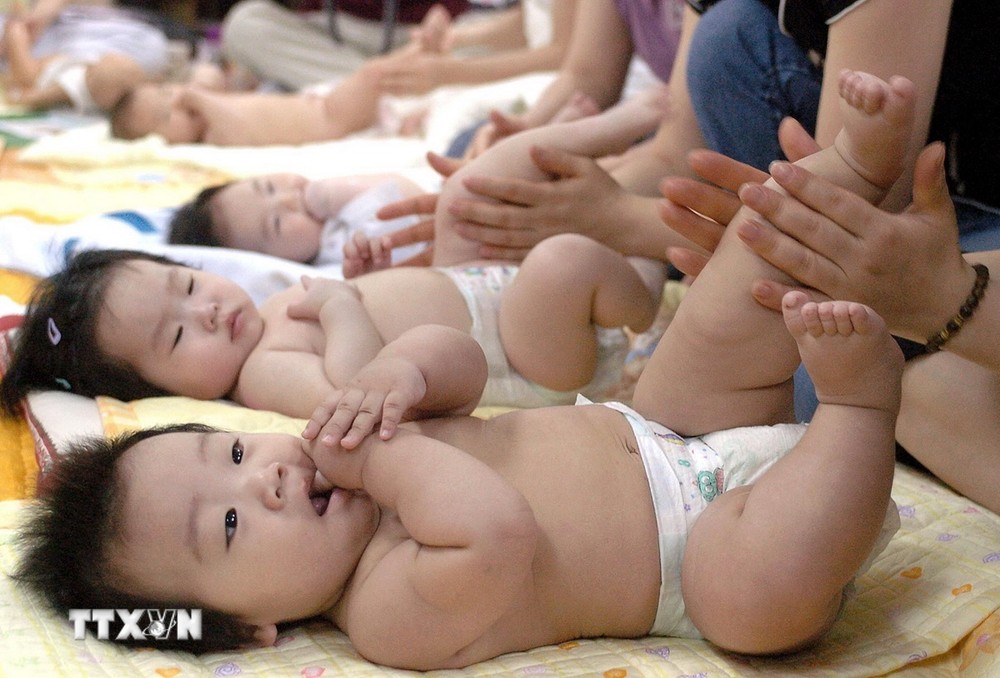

{"left": 587, "top": 398, "right": 899, "bottom": 639}
{"left": 439, "top": 265, "right": 628, "bottom": 408}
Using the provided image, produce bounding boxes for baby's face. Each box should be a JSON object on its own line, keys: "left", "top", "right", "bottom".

{"left": 211, "top": 175, "right": 324, "bottom": 262}
{"left": 127, "top": 84, "right": 201, "bottom": 143}
{"left": 113, "top": 430, "right": 378, "bottom": 630}
{"left": 96, "top": 260, "right": 264, "bottom": 400}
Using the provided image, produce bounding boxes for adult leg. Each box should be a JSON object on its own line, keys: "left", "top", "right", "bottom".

{"left": 681, "top": 295, "right": 902, "bottom": 653}
{"left": 432, "top": 86, "right": 670, "bottom": 266}
{"left": 896, "top": 352, "right": 1000, "bottom": 514}
{"left": 687, "top": 0, "right": 821, "bottom": 170}
{"left": 633, "top": 71, "right": 916, "bottom": 435}
{"left": 221, "top": 0, "right": 375, "bottom": 89}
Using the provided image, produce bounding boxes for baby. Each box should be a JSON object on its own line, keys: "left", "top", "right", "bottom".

{"left": 168, "top": 172, "right": 429, "bottom": 266}
{"left": 14, "top": 70, "right": 913, "bottom": 670}
{"left": 106, "top": 4, "right": 455, "bottom": 146}
{"left": 1, "top": 87, "right": 676, "bottom": 419}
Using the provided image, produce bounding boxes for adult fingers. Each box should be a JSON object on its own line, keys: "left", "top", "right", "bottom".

{"left": 666, "top": 247, "right": 709, "bottom": 278}
{"left": 687, "top": 149, "right": 767, "bottom": 193}
{"left": 661, "top": 175, "right": 742, "bottom": 228}
{"left": 777, "top": 117, "right": 820, "bottom": 162}
{"left": 658, "top": 196, "right": 725, "bottom": 253}
{"left": 427, "top": 151, "right": 464, "bottom": 177}
{"left": 765, "top": 161, "right": 875, "bottom": 238}
{"left": 376, "top": 193, "right": 439, "bottom": 220}
{"left": 733, "top": 198, "right": 846, "bottom": 293}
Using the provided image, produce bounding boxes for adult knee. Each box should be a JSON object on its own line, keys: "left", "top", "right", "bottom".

{"left": 221, "top": 0, "right": 279, "bottom": 59}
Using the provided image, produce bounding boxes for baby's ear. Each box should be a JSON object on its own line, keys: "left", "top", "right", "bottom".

{"left": 249, "top": 623, "right": 278, "bottom": 647}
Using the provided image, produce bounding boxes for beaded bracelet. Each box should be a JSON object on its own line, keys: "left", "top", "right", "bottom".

{"left": 924, "top": 263, "right": 990, "bottom": 353}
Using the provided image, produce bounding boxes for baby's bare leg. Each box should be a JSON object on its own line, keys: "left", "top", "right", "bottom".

{"left": 3, "top": 20, "right": 45, "bottom": 88}
{"left": 634, "top": 70, "right": 916, "bottom": 434}
{"left": 499, "top": 234, "right": 659, "bottom": 391}
{"left": 432, "top": 87, "right": 670, "bottom": 266}
{"left": 681, "top": 294, "right": 902, "bottom": 654}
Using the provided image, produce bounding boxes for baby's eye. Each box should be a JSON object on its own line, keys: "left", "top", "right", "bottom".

{"left": 225, "top": 508, "right": 238, "bottom": 548}
{"left": 231, "top": 439, "right": 244, "bottom": 464}
{"left": 272, "top": 215, "right": 282, "bottom": 235}
{"left": 265, "top": 181, "right": 275, "bottom": 195}
{"left": 187, "top": 275, "right": 194, "bottom": 295}
{"left": 172, "top": 326, "right": 183, "bottom": 349}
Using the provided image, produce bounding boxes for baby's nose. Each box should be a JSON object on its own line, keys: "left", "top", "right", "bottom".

{"left": 196, "top": 303, "right": 219, "bottom": 330}
{"left": 259, "top": 462, "right": 286, "bottom": 511}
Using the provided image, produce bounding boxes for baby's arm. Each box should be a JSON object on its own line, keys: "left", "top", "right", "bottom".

{"left": 303, "top": 325, "right": 487, "bottom": 447}
{"left": 285, "top": 276, "right": 385, "bottom": 386}
{"left": 304, "top": 427, "right": 537, "bottom": 670}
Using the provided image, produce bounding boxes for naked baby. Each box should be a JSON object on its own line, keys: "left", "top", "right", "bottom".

{"left": 14, "top": 71, "right": 913, "bottom": 669}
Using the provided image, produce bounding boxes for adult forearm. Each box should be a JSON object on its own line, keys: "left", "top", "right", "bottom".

{"left": 435, "top": 43, "right": 566, "bottom": 87}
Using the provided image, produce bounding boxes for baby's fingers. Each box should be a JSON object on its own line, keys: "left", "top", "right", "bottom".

{"left": 336, "top": 391, "right": 388, "bottom": 449}
{"left": 376, "top": 390, "right": 411, "bottom": 441}
{"left": 302, "top": 391, "right": 356, "bottom": 440}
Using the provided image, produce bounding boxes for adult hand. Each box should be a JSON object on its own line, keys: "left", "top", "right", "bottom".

{"left": 449, "top": 145, "right": 628, "bottom": 260}
{"left": 377, "top": 53, "right": 447, "bottom": 96}
{"left": 738, "top": 142, "right": 975, "bottom": 341}
{"left": 463, "top": 109, "right": 529, "bottom": 160}
{"left": 659, "top": 118, "right": 821, "bottom": 276}
{"left": 373, "top": 152, "right": 464, "bottom": 267}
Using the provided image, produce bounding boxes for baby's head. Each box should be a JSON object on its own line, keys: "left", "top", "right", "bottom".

{"left": 169, "top": 174, "right": 324, "bottom": 263}
{"left": 14, "top": 424, "right": 379, "bottom": 651}
{"left": 110, "top": 83, "right": 202, "bottom": 143}
{"left": 0, "top": 249, "right": 263, "bottom": 414}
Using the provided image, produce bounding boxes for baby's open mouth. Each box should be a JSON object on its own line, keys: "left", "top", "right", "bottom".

{"left": 310, "top": 489, "right": 332, "bottom": 516}
{"left": 309, "top": 469, "right": 335, "bottom": 516}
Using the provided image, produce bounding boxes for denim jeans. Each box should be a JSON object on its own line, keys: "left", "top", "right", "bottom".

{"left": 687, "top": 0, "right": 822, "bottom": 171}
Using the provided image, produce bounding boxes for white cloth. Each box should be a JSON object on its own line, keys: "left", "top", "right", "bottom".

{"left": 313, "top": 180, "right": 426, "bottom": 266}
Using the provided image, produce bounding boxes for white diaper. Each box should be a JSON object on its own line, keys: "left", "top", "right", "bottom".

{"left": 314, "top": 180, "right": 426, "bottom": 267}
{"left": 37, "top": 57, "right": 98, "bottom": 114}
{"left": 588, "top": 398, "right": 899, "bottom": 639}
{"left": 439, "top": 266, "right": 628, "bottom": 408}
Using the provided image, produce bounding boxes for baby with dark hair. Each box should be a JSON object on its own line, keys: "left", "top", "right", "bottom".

{"left": 14, "top": 70, "right": 913, "bottom": 670}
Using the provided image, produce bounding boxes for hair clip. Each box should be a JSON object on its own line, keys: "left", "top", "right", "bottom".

{"left": 54, "top": 378, "right": 72, "bottom": 392}
{"left": 47, "top": 317, "right": 62, "bottom": 346}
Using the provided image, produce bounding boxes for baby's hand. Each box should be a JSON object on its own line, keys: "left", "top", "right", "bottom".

{"left": 343, "top": 231, "right": 393, "bottom": 279}
{"left": 286, "top": 275, "right": 360, "bottom": 321}
{"left": 301, "top": 355, "right": 427, "bottom": 449}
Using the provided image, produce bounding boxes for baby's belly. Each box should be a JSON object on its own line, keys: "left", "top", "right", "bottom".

{"left": 357, "top": 268, "right": 471, "bottom": 340}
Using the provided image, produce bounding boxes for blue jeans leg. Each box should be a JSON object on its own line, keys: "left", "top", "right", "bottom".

{"left": 955, "top": 197, "right": 1000, "bottom": 252}
{"left": 687, "top": 0, "right": 822, "bottom": 170}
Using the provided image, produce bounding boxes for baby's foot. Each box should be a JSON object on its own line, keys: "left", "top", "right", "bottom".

{"left": 416, "top": 4, "right": 452, "bottom": 53}
{"left": 833, "top": 69, "right": 916, "bottom": 190}
{"left": 783, "top": 291, "right": 903, "bottom": 413}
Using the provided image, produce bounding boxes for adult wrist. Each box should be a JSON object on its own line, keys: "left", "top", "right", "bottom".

{"left": 924, "top": 263, "right": 990, "bottom": 353}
